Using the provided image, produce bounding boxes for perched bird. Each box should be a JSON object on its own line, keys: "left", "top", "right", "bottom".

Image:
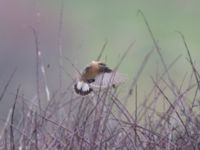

{"left": 74, "top": 61, "right": 124, "bottom": 96}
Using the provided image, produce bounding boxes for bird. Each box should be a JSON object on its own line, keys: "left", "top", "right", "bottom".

{"left": 74, "top": 60, "right": 125, "bottom": 96}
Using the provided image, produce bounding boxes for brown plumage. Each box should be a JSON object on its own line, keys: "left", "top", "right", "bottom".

{"left": 74, "top": 61, "right": 124, "bottom": 96}
{"left": 80, "top": 61, "right": 112, "bottom": 83}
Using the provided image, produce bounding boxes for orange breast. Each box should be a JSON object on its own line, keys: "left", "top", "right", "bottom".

{"left": 81, "top": 64, "right": 99, "bottom": 81}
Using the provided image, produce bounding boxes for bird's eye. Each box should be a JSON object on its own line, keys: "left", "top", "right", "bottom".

{"left": 87, "top": 78, "right": 95, "bottom": 83}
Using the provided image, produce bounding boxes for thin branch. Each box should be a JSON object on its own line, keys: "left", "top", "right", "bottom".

{"left": 58, "top": 0, "right": 65, "bottom": 90}
{"left": 0, "top": 68, "right": 17, "bottom": 101}
{"left": 31, "top": 27, "right": 42, "bottom": 112}
{"left": 151, "top": 78, "right": 190, "bottom": 137}
{"left": 128, "top": 48, "right": 154, "bottom": 96}
{"left": 137, "top": 10, "right": 177, "bottom": 93}
{"left": 114, "top": 41, "right": 136, "bottom": 71}
{"left": 64, "top": 57, "right": 81, "bottom": 76}
{"left": 10, "top": 86, "right": 20, "bottom": 150}
{"left": 177, "top": 31, "right": 200, "bottom": 87}
{"left": 96, "top": 40, "right": 108, "bottom": 61}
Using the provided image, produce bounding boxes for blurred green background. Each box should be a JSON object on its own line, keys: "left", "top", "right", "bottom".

{"left": 62, "top": 0, "right": 200, "bottom": 97}
{"left": 62, "top": 0, "right": 200, "bottom": 77}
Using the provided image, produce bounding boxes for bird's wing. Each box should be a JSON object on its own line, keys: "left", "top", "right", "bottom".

{"left": 90, "top": 71, "right": 126, "bottom": 88}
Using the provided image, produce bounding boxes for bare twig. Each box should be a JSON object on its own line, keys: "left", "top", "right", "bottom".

{"left": 114, "top": 41, "right": 136, "bottom": 71}
{"left": 137, "top": 10, "right": 177, "bottom": 93}
{"left": 31, "top": 27, "right": 42, "bottom": 112}
{"left": 151, "top": 78, "right": 190, "bottom": 137}
{"left": 58, "top": 0, "right": 65, "bottom": 90}
{"left": 96, "top": 40, "right": 108, "bottom": 61}
{"left": 0, "top": 68, "right": 17, "bottom": 101}
{"left": 10, "top": 86, "right": 20, "bottom": 150}
{"left": 128, "top": 48, "right": 154, "bottom": 96}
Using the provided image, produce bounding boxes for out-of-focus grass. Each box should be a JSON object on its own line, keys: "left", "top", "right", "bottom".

{"left": 0, "top": 45, "right": 200, "bottom": 149}
{"left": 60, "top": 0, "right": 200, "bottom": 100}
{"left": 0, "top": 20, "right": 200, "bottom": 149}
{"left": 0, "top": 1, "right": 200, "bottom": 149}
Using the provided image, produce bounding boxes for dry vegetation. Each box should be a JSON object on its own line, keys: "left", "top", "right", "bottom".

{"left": 0, "top": 10, "right": 200, "bottom": 150}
